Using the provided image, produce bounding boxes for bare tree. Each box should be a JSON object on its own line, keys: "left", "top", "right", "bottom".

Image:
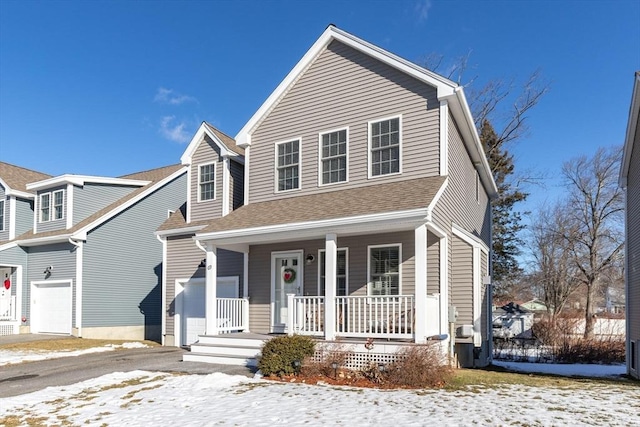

{"left": 528, "top": 204, "right": 582, "bottom": 321}
{"left": 560, "top": 146, "right": 625, "bottom": 338}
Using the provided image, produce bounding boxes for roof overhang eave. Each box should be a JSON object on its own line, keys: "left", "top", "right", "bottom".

{"left": 195, "top": 207, "right": 431, "bottom": 246}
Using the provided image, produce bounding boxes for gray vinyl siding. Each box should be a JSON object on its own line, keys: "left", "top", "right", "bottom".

{"left": 164, "top": 234, "right": 244, "bottom": 337}
{"left": 249, "top": 40, "right": 440, "bottom": 203}
{"left": 230, "top": 160, "right": 244, "bottom": 210}
{"left": 81, "top": 172, "right": 186, "bottom": 338}
{"left": 73, "top": 183, "right": 138, "bottom": 225}
{"left": 247, "top": 232, "right": 415, "bottom": 333}
{"left": 34, "top": 186, "right": 67, "bottom": 233}
{"left": 451, "top": 235, "right": 473, "bottom": 343}
{"left": 627, "top": 134, "right": 640, "bottom": 349}
{"left": 190, "top": 136, "right": 224, "bottom": 222}
{"left": 0, "top": 189, "right": 8, "bottom": 241}
{"left": 15, "top": 197, "right": 34, "bottom": 238}
{"left": 25, "top": 243, "right": 76, "bottom": 328}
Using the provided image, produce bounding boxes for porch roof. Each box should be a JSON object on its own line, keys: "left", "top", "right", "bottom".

{"left": 197, "top": 176, "right": 446, "bottom": 237}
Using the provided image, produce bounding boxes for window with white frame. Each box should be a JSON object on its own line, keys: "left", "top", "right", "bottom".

{"left": 198, "top": 163, "right": 216, "bottom": 201}
{"left": 368, "top": 245, "right": 400, "bottom": 295}
{"left": 276, "top": 139, "right": 300, "bottom": 191}
{"left": 53, "top": 190, "right": 64, "bottom": 220}
{"left": 319, "top": 249, "right": 348, "bottom": 296}
{"left": 370, "top": 117, "right": 400, "bottom": 177}
{"left": 40, "top": 193, "right": 51, "bottom": 222}
{"left": 320, "top": 129, "right": 347, "bottom": 184}
{"left": 0, "top": 200, "right": 4, "bottom": 231}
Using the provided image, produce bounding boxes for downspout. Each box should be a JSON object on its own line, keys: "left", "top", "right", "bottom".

{"left": 68, "top": 237, "right": 83, "bottom": 337}
{"left": 156, "top": 234, "right": 168, "bottom": 346}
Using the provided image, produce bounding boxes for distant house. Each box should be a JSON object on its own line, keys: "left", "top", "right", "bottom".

{"left": 158, "top": 25, "right": 498, "bottom": 368}
{"left": 620, "top": 71, "right": 640, "bottom": 380}
{"left": 0, "top": 162, "right": 187, "bottom": 340}
{"left": 492, "top": 302, "right": 534, "bottom": 339}
{"left": 520, "top": 299, "right": 549, "bottom": 315}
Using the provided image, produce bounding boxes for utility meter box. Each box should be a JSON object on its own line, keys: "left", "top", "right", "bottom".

{"left": 448, "top": 306, "right": 458, "bottom": 323}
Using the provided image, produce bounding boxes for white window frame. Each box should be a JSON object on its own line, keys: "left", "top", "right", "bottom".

{"left": 197, "top": 162, "right": 216, "bottom": 202}
{"left": 274, "top": 138, "right": 302, "bottom": 193}
{"left": 0, "top": 199, "right": 4, "bottom": 231}
{"left": 367, "top": 244, "right": 402, "bottom": 296}
{"left": 53, "top": 189, "right": 64, "bottom": 220}
{"left": 368, "top": 115, "right": 402, "bottom": 179}
{"left": 317, "top": 247, "right": 349, "bottom": 296}
{"left": 39, "top": 193, "right": 51, "bottom": 222}
{"left": 318, "top": 127, "right": 349, "bottom": 186}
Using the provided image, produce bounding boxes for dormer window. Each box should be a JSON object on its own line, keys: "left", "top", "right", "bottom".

{"left": 369, "top": 116, "right": 401, "bottom": 177}
{"left": 39, "top": 189, "right": 64, "bottom": 222}
{"left": 198, "top": 163, "right": 216, "bottom": 201}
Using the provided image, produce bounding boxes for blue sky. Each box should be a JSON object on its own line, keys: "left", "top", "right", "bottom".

{"left": 1, "top": 0, "right": 639, "bottom": 213}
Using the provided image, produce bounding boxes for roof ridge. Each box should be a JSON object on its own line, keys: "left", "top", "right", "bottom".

{"left": 118, "top": 163, "right": 182, "bottom": 179}
{"left": 204, "top": 122, "right": 236, "bottom": 142}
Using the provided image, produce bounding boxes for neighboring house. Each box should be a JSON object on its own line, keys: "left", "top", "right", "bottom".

{"left": 492, "top": 302, "right": 534, "bottom": 339}
{"left": 159, "top": 25, "right": 497, "bottom": 368}
{"left": 0, "top": 162, "right": 187, "bottom": 341}
{"left": 520, "top": 299, "right": 549, "bottom": 315}
{"left": 620, "top": 71, "right": 640, "bottom": 380}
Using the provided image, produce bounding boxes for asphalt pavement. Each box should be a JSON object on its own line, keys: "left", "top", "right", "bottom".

{"left": 0, "top": 335, "right": 255, "bottom": 398}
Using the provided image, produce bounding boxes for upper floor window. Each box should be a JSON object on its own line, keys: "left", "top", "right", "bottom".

{"left": 276, "top": 139, "right": 300, "bottom": 192}
{"left": 369, "top": 116, "right": 401, "bottom": 177}
{"left": 198, "top": 163, "right": 216, "bottom": 201}
{"left": 320, "top": 129, "right": 347, "bottom": 185}
{"left": 39, "top": 190, "right": 64, "bottom": 222}
{"left": 319, "top": 248, "right": 348, "bottom": 296}
{"left": 368, "top": 245, "right": 401, "bottom": 296}
{"left": 0, "top": 200, "right": 4, "bottom": 231}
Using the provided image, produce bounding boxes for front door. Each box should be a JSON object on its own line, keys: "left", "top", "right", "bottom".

{"left": 272, "top": 251, "right": 302, "bottom": 332}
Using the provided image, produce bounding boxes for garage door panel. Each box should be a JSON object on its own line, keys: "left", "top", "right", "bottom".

{"left": 33, "top": 282, "right": 72, "bottom": 335}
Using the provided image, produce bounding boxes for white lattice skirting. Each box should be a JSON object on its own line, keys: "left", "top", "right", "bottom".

{"left": 0, "top": 322, "right": 19, "bottom": 336}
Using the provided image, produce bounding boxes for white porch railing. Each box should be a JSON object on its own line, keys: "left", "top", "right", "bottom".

{"left": 289, "top": 295, "right": 418, "bottom": 339}
{"left": 0, "top": 296, "right": 16, "bottom": 321}
{"left": 216, "top": 298, "right": 250, "bottom": 333}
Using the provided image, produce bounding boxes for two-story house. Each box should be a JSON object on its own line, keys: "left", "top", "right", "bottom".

{"left": 620, "top": 71, "right": 640, "bottom": 380}
{"left": 0, "top": 162, "right": 187, "bottom": 341}
{"left": 159, "top": 26, "right": 497, "bottom": 368}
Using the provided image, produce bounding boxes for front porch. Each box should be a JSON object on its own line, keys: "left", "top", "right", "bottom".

{"left": 0, "top": 296, "right": 19, "bottom": 336}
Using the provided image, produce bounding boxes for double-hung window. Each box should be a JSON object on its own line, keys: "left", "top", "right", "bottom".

{"left": 53, "top": 190, "right": 64, "bottom": 220}
{"left": 199, "top": 163, "right": 216, "bottom": 201}
{"left": 320, "top": 129, "right": 347, "bottom": 185}
{"left": 370, "top": 116, "right": 401, "bottom": 177}
{"left": 0, "top": 200, "right": 4, "bottom": 231}
{"left": 368, "top": 245, "right": 401, "bottom": 296}
{"left": 276, "top": 139, "right": 300, "bottom": 191}
{"left": 40, "top": 193, "right": 51, "bottom": 222}
{"left": 319, "top": 249, "right": 348, "bottom": 296}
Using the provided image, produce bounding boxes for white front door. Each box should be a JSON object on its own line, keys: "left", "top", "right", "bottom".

{"left": 272, "top": 251, "right": 302, "bottom": 332}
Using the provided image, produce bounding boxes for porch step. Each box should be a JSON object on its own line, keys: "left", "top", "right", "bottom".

{"left": 183, "top": 352, "right": 259, "bottom": 367}
{"left": 183, "top": 333, "right": 270, "bottom": 367}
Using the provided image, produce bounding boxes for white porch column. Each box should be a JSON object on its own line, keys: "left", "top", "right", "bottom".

{"left": 205, "top": 243, "right": 218, "bottom": 335}
{"left": 414, "top": 224, "right": 428, "bottom": 344}
{"left": 324, "top": 233, "right": 337, "bottom": 341}
{"left": 243, "top": 250, "right": 250, "bottom": 332}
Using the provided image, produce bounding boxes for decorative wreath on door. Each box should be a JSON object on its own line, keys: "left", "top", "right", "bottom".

{"left": 282, "top": 267, "right": 296, "bottom": 284}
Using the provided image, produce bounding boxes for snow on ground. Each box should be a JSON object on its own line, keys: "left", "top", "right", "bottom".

{"left": 0, "top": 341, "right": 147, "bottom": 366}
{"left": 1, "top": 369, "right": 638, "bottom": 426}
{"left": 492, "top": 360, "right": 627, "bottom": 378}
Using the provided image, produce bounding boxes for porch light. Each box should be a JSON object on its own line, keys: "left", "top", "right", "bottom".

{"left": 306, "top": 254, "right": 315, "bottom": 264}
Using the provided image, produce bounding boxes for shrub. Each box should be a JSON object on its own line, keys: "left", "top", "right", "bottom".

{"left": 258, "top": 335, "right": 315, "bottom": 377}
{"left": 302, "top": 342, "right": 354, "bottom": 378}
{"left": 554, "top": 337, "right": 625, "bottom": 364}
{"left": 384, "top": 344, "right": 453, "bottom": 388}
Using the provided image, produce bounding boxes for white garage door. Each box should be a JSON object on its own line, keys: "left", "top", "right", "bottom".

{"left": 182, "top": 277, "right": 239, "bottom": 346}
{"left": 32, "top": 281, "right": 72, "bottom": 334}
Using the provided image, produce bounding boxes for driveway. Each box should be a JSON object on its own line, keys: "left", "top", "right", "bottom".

{"left": 0, "top": 340, "right": 253, "bottom": 398}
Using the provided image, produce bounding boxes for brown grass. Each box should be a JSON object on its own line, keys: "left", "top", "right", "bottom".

{"left": 0, "top": 338, "right": 159, "bottom": 352}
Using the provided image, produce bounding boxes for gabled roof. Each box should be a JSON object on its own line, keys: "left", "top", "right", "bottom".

{"left": 195, "top": 176, "right": 446, "bottom": 241}
{"left": 0, "top": 162, "right": 52, "bottom": 199}
{"left": 234, "top": 25, "right": 497, "bottom": 198}
{"left": 156, "top": 202, "right": 209, "bottom": 235}
{"left": 180, "top": 122, "right": 244, "bottom": 166}
{"left": 620, "top": 71, "right": 640, "bottom": 187}
{"left": 14, "top": 164, "right": 186, "bottom": 245}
